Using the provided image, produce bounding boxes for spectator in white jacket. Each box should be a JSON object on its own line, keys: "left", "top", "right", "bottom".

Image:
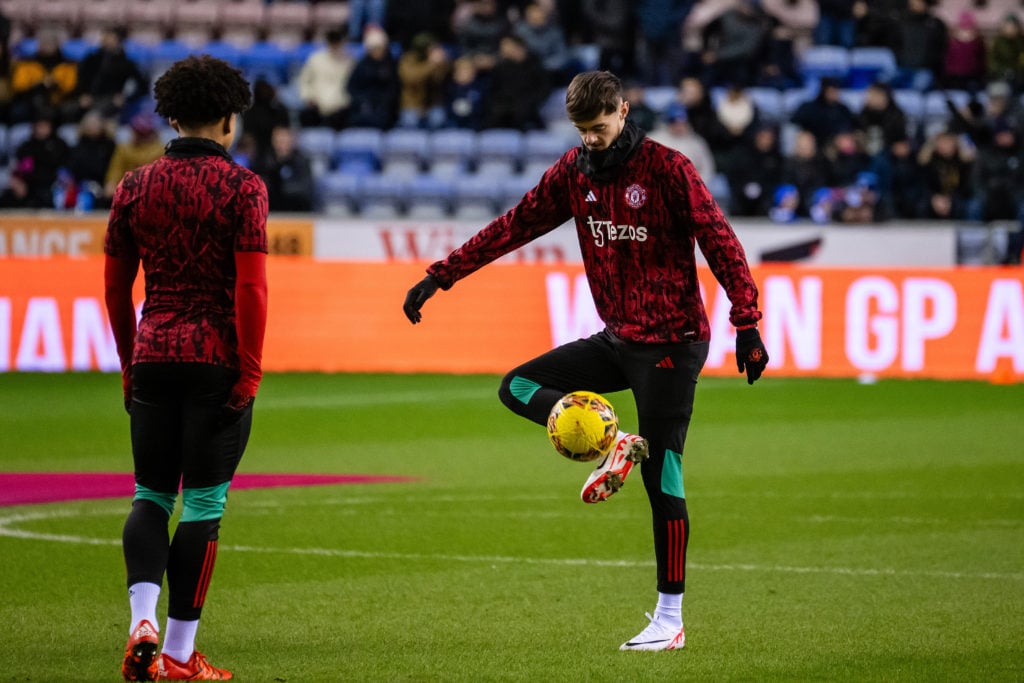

{"left": 297, "top": 29, "right": 356, "bottom": 129}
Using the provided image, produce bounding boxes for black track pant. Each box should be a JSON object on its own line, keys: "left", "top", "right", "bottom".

{"left": 122, "top": 362, "right": 252, "bottom": 621}
{"left": 498, "top": 330, "right": 708, "bottom": 593}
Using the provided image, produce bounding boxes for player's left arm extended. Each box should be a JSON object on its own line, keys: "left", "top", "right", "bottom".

{"left": 679, "top": 160, "right": 769, "bottom": 383}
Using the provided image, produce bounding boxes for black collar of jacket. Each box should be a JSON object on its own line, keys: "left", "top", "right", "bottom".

{"left": 575, "top": 119, "right": 645, "bottom": 182}
{"left": 164, "top": 137, "right": 233, "bottom": 161}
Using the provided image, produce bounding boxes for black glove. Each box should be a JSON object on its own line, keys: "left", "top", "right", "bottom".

{"left": 219, "top": 387, "right": 254, "bottom": 427}
{"left": 736, "top": 327, "right": 769, "bottom": 385}
{"left": 403, "top": 274, "right": 440, "bottom": 324}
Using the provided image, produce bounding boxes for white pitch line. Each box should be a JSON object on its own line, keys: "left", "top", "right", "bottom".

{"left": 1, "top": 508, "right": 1021, "bottom": 582}
{"left": 256, "top": 389, "right": 491, "bottom": 409}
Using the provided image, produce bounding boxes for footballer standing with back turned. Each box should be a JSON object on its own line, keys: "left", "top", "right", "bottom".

{"left": 105, "top": 55, "right": 268, "bottom": 681}
{"left": 404, "top": 70, "right": 768, "bottom": 651}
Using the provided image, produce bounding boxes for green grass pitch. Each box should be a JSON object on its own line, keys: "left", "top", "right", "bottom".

{"left": 1, "top": 372, "right": 1022, "bottom": 681}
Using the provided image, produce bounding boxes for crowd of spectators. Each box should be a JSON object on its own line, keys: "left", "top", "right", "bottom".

{"left": 0, "top": 0, "right": 1023, "bottom": 261}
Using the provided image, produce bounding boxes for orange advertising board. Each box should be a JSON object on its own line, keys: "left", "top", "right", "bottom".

{"left": 0, "top": 257, "right": 1021, "bottom": 380}
{"left": 0, "top": 213, "right": 314, "bottom": 256}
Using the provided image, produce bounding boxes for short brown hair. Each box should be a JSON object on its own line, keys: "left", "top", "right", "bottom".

{"left": 565, "top": 71, "right": 623, "bottom": 123}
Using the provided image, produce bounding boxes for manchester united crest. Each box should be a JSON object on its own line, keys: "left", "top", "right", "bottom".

{"left": 625, "top": 184, "right": 647, "bottom": 209}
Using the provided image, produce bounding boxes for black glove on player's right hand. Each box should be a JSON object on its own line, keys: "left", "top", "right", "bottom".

{"left": 403, "top": 274, "right": 440, "bottom": 324}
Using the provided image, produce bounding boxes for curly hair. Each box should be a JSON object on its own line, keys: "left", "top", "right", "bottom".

{"left": 154, "top": 55, "right": 252, "bottom": 129}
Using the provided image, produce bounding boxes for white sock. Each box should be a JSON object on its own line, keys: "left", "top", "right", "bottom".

{"left": 654, "top": 592, "right": 683, "bottom": 627}
{"left": 617, "top": 430, "right": 629, "bottom": 442}
{"left": 162, "top": 617, "right": 200, "bottom": 663}
{"left": 128, "top": 582, "right": 161, "bottom": 634}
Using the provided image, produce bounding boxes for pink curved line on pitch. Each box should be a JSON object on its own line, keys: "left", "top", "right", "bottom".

{"left": 0, "top": 472, "right": 417, "bottom": 507}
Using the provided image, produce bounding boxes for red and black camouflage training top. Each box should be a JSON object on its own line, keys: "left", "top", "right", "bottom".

{"left": 105, "top": 137, "right": 269, "bottom": 367}
{"left": 427, "top": 134, "right": 761, "bottom": 344}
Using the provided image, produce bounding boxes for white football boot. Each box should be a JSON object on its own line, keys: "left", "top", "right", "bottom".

{"left": 619, "top": 612, "right": 686, "bottom": 651}
{"left": 581, "top": 434, "right": 649, "bottom": 503}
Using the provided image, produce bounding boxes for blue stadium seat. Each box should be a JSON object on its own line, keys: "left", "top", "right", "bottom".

{"left": 288, "top": 42, "right": 320, "bottom": 80}
{"left": 745, "top": 87, "right": 786, "bottom": 122}
{"left": 149, "top": 39, "right": 195, "bottom": 77}
{"left": 799, "top": 45, "right": 850, "bottom": 86}
{"left": 6, "top": 123, "right": 32, "bottom": 157}
{"left": 380, "top": 129, "right": 430, "bottom": 173}
{"left": 707, "top": 173, "right": 732, "bottom": 212}
{"left": 540, "top": 88, "right": 567, "bottom": 124}
{"left": 57, "top": 123, "right": 78, "bottom": 147}
{"left": 523, "top": 130, "right": 574, "bottom": 165}
{"left": 848, "top": 47, "right": 897, "bottom": 89}
{"left": 202, "top": 40, "right": 244, "bottom": 68}
{"left": 427, "top": 129, "right": 477, "bottom": 176}
{"left": 644, "top": 87, "right": 677, "bottom": 114}
{"left": 839, "top": 89, "right": 866, "bottom": 113}
{"left": 407, "top": 174, "right": 455, "bottom": 216}
{"left": 477, "top": 129, "right": 523, "bottom": 175}
{"left": 317, "top": 171, "right": 362, "bottom": 214}
{"left": 63, "top": 37, "right": 98, "bottom": 62}
{"left": 296, "top": 127, "right": 336, "bottom": 176}
{"left": 453, "top": 174, "right": 503, "bottom": 217}
{"left": 782, "top": 87, "right": 816, "bottom": 118}
{"left": 892, "top": 89, "right": 925, "bottom": 124}
{"left": 923, "top": 90, "right": 968, "bottom": 131}
{"left": 334, "top": 128, "right": 383, "bottom": 172}
{"left": 123, "top": 40, "right": 156, "bottom": 75}
{"left": 241, "top": 41, "right": 292, "bottom": 85}
{"left": 500, "top": 174, "right": 538, "bottom": 211}
{"left": 359, "top": 174, "right": 410, "bottom": 215}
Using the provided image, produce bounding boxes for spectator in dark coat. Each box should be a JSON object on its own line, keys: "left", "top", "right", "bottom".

{"left": 971, "top": 124, "right": 1024, "bottom": 222}
{"left": 483, "top": 34, "right": 550, "bottom": 131}
{"left": 624, "top": 81, "right": 659, "bottom": 133}
{"left": 635, "top": 0, "right": 693, "bottom": 85}
{"left": 700, "top": 0, "right": 773, "bottom": 87}
{"left": 67, "top": 111, "right": 115, "bottom": 187}
{"left": 13, "top": 112, "right": 70, "bottom": 207}
{"left": 243, "top": 79, "right": 291, "bottom": 157}
{"left": 515, "top": 2, "right": 572, "bottom": 84}
{"left": 781, "top": 129, "right": 834, "bottom": 216}
{"left": 988, "top": 14, "right": 1024, "bottom": 93}
{"left": 456, "top": 0, "right": 510, "bottom": 64}
{"left": 445, "top": 56, "right": 488, "bottom": 130}
{"left": 872, "top": 135, "right": 926, "bottom": 219}
{"left": 252, "top": 126, "right": 315, "bottom": 213}
{"left": 856, "top": 82, "right": 909, "bottom": 157}
{"left": 347, "top": 28, "right": 401, "bottom": 129}
{"left": 75, "top": 27, "right": 148, "bottom": 120}
{"left": 791, "top": 77, "right": 857, "bottom": 147}
{"left": 893, "top": 0, "right": 947, "bottom": 91}
{"left": 853, "top": 0, "right": 901, "bottom": 49}
{"left": 581, "top": 0, "right": 636, "bottom": 78}
{"left": 918, "top": 129, "right": 974, "bottom": 220}
{"left": 729, "top": 124, "right": 783, "bottom": 216}
{"left": 815, "top": 0, "right": 858, "bottom": 48}
{"left": 677, "top": 76, "right": 727, "bottom": 151}
{"left": 386, "top": 0, "right": 456, "bottom": 47}
{"left": 826, "top": 130, "right": 873, "bottom": 187}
